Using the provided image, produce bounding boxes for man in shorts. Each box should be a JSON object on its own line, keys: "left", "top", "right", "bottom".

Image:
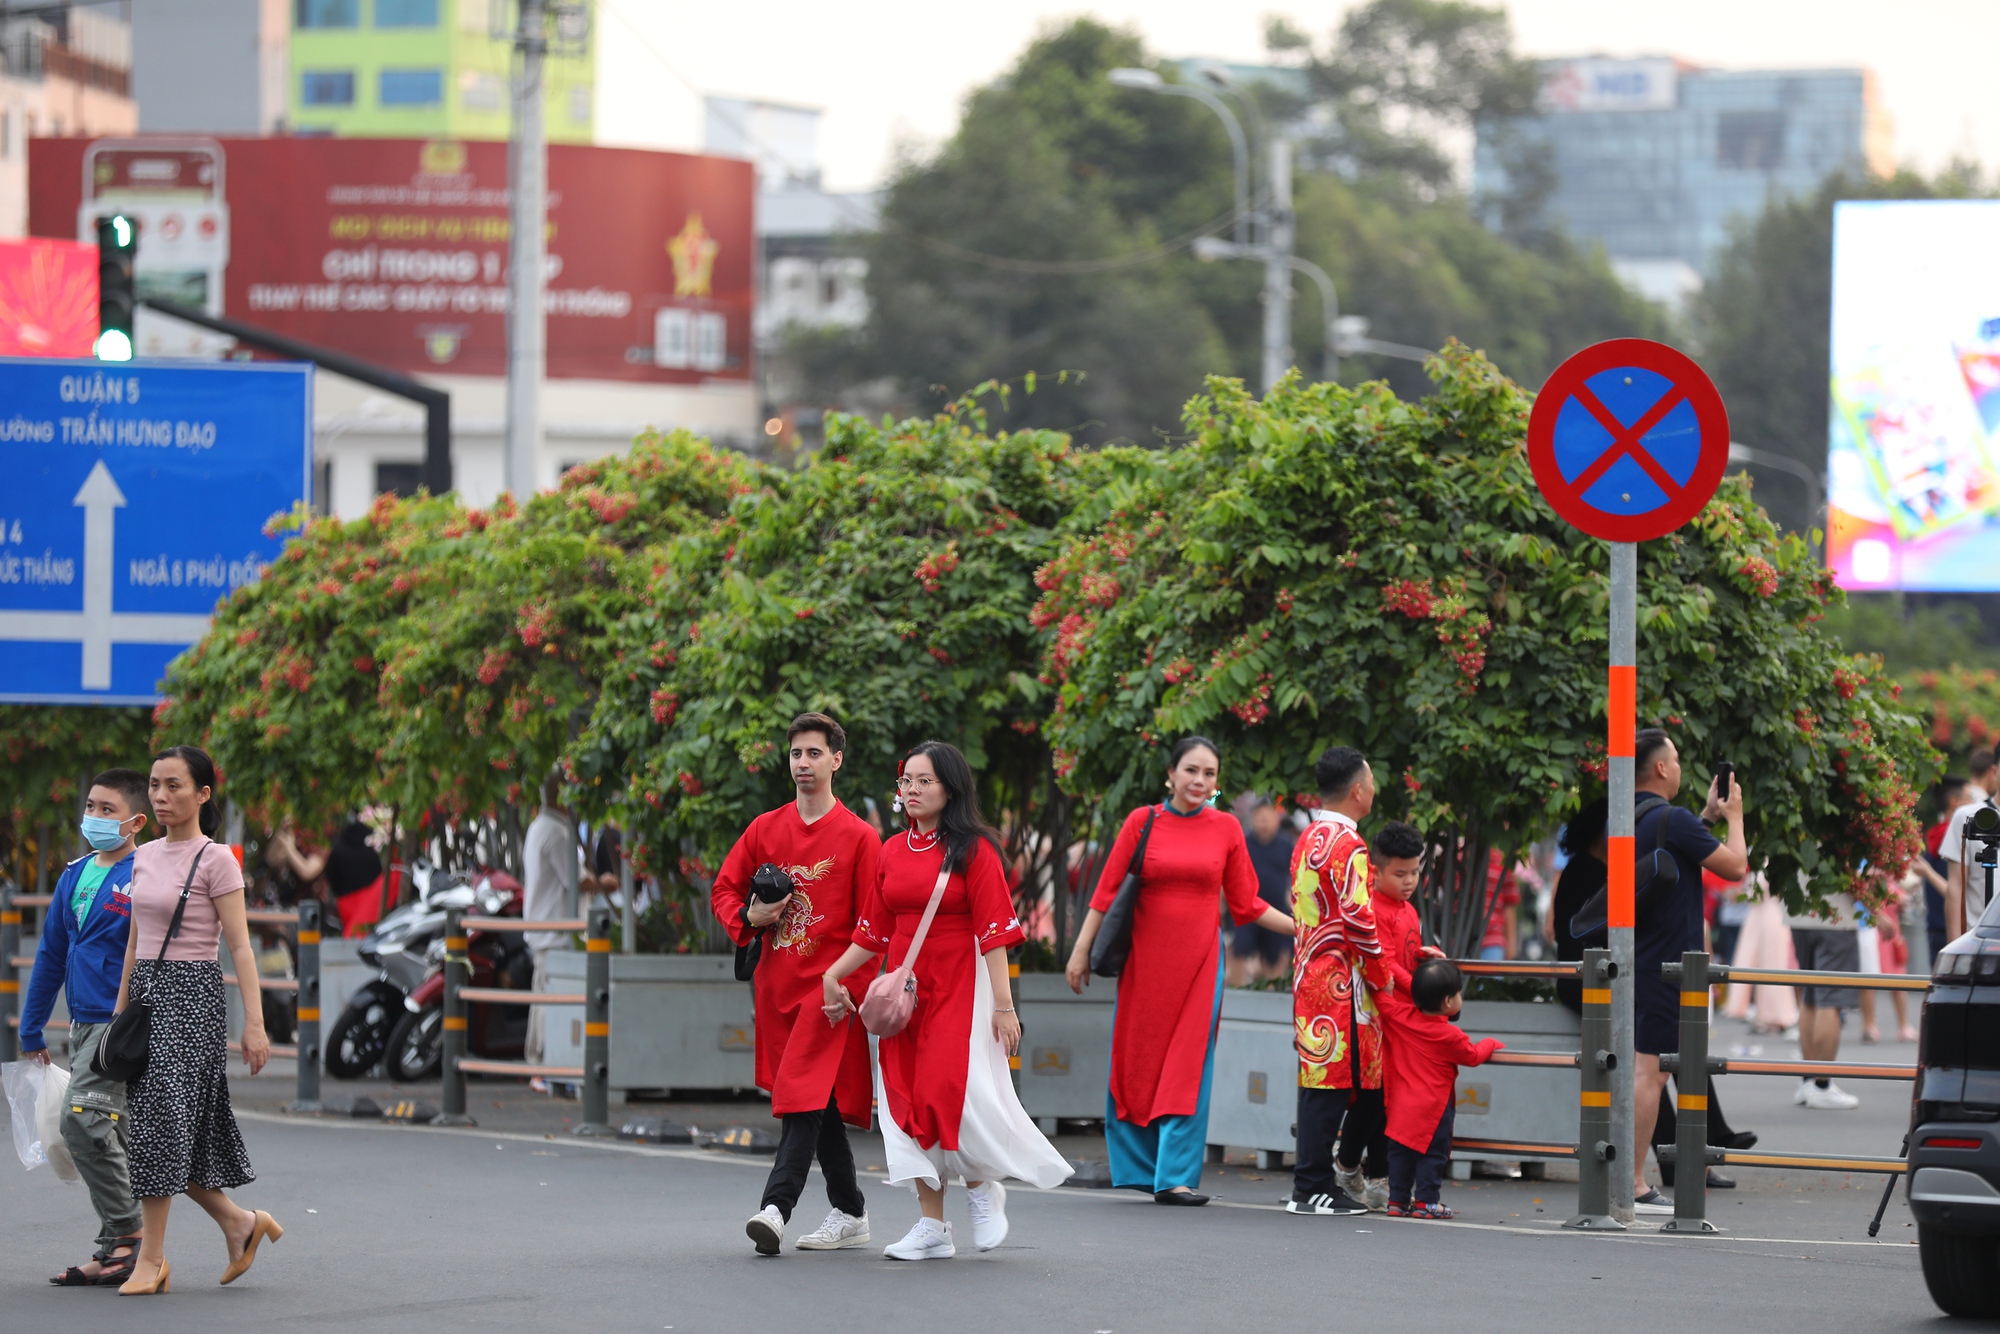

{"left": 1629, "top": 729, "right": 1747, "bottom": 1213}
{"left": 1786, "top": 891, "right": 1862, "bottom": 1109}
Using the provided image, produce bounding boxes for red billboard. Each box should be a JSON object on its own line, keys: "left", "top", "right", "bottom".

{"left": 0, "top": 237, "right": 97, "bottom": 357}
{"left": 29, "top": 136, "right": 754, "bottom": 383}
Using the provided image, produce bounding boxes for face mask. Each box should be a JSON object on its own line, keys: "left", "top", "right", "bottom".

{"left": 79, "top": 814, "right": 131, "bottom": 852}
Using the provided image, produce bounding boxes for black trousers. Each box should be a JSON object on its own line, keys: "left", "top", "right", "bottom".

{"left": 1293, "top": 1086, "right": 1355, "bottom": 1200}
{"left": 1387, "top": 1103, "right": 1455, "bottom": 1206}
{"left": 1335, "top": 1087, "right": 1389, "bottom": 1178}
{"left": 760, "top": 1091, "right": 865, "bottom": 1223}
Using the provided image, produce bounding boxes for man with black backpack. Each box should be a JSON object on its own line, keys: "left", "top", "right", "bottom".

{"left": 1629, "top": 728, "right": 1747, "bottom": 1214}
{"left": 711, "top": 712, "right": 882, "bottom": 1256}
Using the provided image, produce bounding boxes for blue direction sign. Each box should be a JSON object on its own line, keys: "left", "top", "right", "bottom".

{"left": 0, "top": 357, "right": 311, "bottom": 704}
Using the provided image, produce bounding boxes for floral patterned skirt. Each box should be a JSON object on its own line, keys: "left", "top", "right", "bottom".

{"left": 126, "top": 960, "right": 255, "bottom": 1198}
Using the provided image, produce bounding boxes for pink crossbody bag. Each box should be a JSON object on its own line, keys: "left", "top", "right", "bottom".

{"left": 857, "top": 863, "right": 952, "bottom": 1037}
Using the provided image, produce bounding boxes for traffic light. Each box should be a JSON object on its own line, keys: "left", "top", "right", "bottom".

{"left": 95, "top": 214, "right": 136, "bottom": 362}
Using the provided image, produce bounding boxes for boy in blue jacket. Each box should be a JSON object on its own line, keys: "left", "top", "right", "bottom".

{"left": 22, "top": 768, "right": 148, "bottom": 1287}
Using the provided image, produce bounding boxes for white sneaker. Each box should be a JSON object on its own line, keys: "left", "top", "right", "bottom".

{"left": 745, "top": 1204, "right": 784, "bottom": 1256}
{"left": 966, "top": 1180, "right": 1009, "bottom": 1251}
{"left": 883, "top": 1217, "right": 955, "bottom": 1260}
{"left": 1801, "top": 1081, "right": 1860, "bottom": 1110}
{"left": 795, "top": 1209, "right": 870, "bottom": 1250}
{"left": 1363, "top": 1177, "right": 1390, "bottom": 1212}
{"left": 1335, "top": 1163, "right": 1366, "bottom": 1202}
{"left": 1792, "top": 1079, "right": 1810, "bottom": 1106}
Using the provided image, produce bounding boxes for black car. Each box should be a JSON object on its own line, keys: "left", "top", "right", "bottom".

{"left": 1909, "top": 814, "right": 2000, "bottom": 1319}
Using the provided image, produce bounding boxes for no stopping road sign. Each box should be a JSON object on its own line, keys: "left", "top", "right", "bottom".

{"left": 1526, "top": 339, "right": 1730, "bottom": 543}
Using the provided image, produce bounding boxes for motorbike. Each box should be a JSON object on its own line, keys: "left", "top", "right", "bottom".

{"left": 381, "top": 875, "right": 533, "bottom": 1081}
{"left": 323, "top": 861, "right": 520, "bottom": 1078}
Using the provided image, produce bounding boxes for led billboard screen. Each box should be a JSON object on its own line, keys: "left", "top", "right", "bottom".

{"left": 1829, "top": 199, "right": 2000, "bottom": 590}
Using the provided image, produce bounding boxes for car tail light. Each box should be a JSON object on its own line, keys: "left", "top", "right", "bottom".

{"left": 1921, "top": 1136, "right": 1985, "bottom": 1150}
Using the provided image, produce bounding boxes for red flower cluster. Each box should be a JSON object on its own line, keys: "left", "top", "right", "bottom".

{"left": 650, "top": 689, "right": 679, "bottom": 726}
{"left": 1833, "top": 664, "right": 1866, "bottom": 701}
{"left": 1737, "top": 557, "right": 1779, "bottom": 598}
{"left": 352, "top": 655, "right": 375, "bottom": 674}
{"left": 928, "top": 646, "right": 953, "bottom": 664}
{"left": 1580, "top": 741, "right": 1609, "bottom": 783}
{"left": 516, "top": 601, "right": 559, "bottom": 649}
{"left": 1161, "top": 657, "right": 1196, "bottom": 685}
{"left": 1230, "top": 672, "right": 1274, "bottom": 726}
{"left": 1274, "top": 587, "right": 1294, "bottom": 615}
{"left": 1404, "top": 770, "right": 1423, "bottom": 793}
{"left": 581, "top": 488, "right": 635, "bottom": 525}
{"left": 476, "top": 646, "right": 511, "bottom": 685}
{"left": 914, "top": 544, "right": 960, "bottom": 593}
{"left": 1382, "top": 579, "right": 1437, "bottom": 618}
{"left": 676, "top": 771, "right": 703, "bottom": 796}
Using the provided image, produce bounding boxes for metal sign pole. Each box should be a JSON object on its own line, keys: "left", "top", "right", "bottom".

{"left": 1607, "top": 539, "right": 1638, "bottom": 1222}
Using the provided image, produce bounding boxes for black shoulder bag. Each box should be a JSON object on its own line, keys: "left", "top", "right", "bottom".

{"left": 1566, "top": 794, "right": 1677, "bottom": 945}
{"left": 94, "top": 842, "right": 207, "bottom": 1083}
{"left": 1089, "top": 805, "right": 1161, "bottom": 979}
{"left": 733, "top": 863, "right": 797, "bottom": 982}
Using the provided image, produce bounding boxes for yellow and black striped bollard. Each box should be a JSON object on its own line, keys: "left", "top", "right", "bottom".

{"left": 1565, "top": 947, "right": 1625, "bottom": 1230}
{"left": 434, "top": 906, "right": 477, "bottom": 1126}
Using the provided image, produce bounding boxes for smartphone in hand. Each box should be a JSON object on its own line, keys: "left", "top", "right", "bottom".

{"left": 1712, "top": 760, "right": 1735, "bottom": 803}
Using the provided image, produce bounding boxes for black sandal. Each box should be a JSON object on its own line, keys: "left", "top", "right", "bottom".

{"left": 89, "top": 1236, "right": 141, "bottom": 1287}
{"left": 50, "top": 1265, "right": 95, "bottom": 1287}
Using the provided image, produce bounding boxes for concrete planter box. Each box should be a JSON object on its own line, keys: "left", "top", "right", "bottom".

{"left": 1016, "top": 972, "right": 1114, "bottom": 1127}
{"left": 599, "top": 953, "right": 756, "bottom": 1093}
{"left": 1204, "top": 995, "right": 1582, "bottom": 1167}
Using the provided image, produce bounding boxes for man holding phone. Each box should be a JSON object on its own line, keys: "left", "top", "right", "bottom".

{"left": 1628, "top": 729, "right": 1748, "bottom": 1213}
{"left": 710, "top": 712, "right": 881, "bottom": 1256}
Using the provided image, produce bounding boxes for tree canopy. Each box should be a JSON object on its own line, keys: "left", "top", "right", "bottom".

{"left": 793, "top": 7, "right": 1665, "bottom": 442}
{"left": 1032, "top": 345, "right": 1933, "bottom": 949}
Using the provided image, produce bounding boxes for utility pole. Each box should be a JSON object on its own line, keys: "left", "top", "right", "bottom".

{"left": 1259, "top": 136, "right": 1294, "bottom": 393}
{"left": 505, "top": 0, "right": 548, "bottom": 503}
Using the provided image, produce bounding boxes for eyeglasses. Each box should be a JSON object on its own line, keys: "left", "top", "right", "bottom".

{"left": 895, "top": 775, "right": 940, "bottom": 792}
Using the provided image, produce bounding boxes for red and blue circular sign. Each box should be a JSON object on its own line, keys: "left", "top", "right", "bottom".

{"left": 1526, "top": 339, "right": 1731, "bottom": 543}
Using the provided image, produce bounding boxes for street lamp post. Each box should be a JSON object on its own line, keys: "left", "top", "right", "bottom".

{"left": 1728, "top": 442, "right": 1826, "bottom": 554}
{"left": 1107, "top": 68, "right": 1250, "bottom": 244}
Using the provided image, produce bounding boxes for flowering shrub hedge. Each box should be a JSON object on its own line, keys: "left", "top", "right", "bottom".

{"left": 1032, "top": 344, "right": 1933, "bottom": 932}
{"left": 1902, "top": 666, "right": 2000, "bottom": 773}
{"left": 573, "top": 397, "right": 1091, "bottom": 881}
{"left": 0, "top": 705, "right": 153, "bottom": 881}
{"left": 156, "top": 431, "right": 750, "bottom": 840}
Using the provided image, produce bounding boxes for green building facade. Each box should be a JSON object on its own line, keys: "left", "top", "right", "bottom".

{"left": 289, "top": 0, "right": 593, "bottom": 142}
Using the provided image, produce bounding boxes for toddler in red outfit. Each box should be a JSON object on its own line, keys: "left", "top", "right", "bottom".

{"left": 1381, "top": 958, "right": 1503, "bottom": 1219}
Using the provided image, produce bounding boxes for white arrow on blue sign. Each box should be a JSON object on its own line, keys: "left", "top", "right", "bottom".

{"left": 0, "top": 357, "right": 312, "bottom": 705}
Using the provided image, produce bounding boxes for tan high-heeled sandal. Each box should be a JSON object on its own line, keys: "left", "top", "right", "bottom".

{"left": 220, "top": 1211, "right": 283, "bottom": 1285}
{"left": 119, "top": 1259, "right": 170, "bottom": 1295}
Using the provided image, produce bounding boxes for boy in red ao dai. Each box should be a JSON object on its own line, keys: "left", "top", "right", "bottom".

{"left": 1381, "top": 958, "right": 1504, "bottom": 1218}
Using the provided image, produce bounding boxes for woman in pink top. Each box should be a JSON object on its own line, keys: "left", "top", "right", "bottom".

{"left": 111, "top": 746, "right": 284, "bottom": 1296}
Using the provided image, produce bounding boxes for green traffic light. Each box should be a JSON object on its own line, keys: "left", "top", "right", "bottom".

{"left": 96, "top": 213, "right": 137, "bottom": 362}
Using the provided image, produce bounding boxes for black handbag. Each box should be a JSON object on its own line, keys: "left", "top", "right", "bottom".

{"left": 1566, "top": 794, "right": 1677, "bottom": 944}
{"left": 1089, "top": 805, "right": 1161, "bottom": 978}
{"left": 93, "top": 842, "right": 208, "bottom": 1083}
{"left": 733, "top": 863, "right": 797, "bottom": 982}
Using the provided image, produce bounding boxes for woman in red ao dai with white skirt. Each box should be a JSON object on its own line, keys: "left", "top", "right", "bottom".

{"left": 821, "top": 742, "right": 1071, "bottom": 1260}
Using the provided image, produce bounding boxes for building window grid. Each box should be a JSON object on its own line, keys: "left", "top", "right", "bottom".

{"left": 375, "top": 0, "right": 439, "bottom": 25}
{"left": 379, "top": 68, "right": 444, "bottom": 107}
{"left": 295, "top": 0, "right": 359, "bottom": 28}
{"left": 301, "top": 69, "right": 356, "bottom": 106}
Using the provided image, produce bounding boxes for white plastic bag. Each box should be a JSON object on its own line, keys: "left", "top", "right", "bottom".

{"left": 3, "top": 1060, "right": 49, "bottom": 1170}
{"left": 2, "top": 1060, "right": 79, "bottom": 1179}
{"left": 38, "top": 1062, "right": 78, "bottom": 1182}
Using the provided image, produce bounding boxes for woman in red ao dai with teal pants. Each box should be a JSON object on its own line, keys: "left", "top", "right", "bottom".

{"left": 1065, "top": 736, "right": 1297, "bottom": 1203}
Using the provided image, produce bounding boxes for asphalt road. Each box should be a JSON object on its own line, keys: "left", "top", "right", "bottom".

{"left": 0, "top": 1013, "right": 1950, "bottom": 1332}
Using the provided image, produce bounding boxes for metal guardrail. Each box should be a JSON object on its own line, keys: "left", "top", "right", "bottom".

{"left": 435, "top": 905, "right": 614, "bottom": 1137}
{"left": 1657, "top": 951, "right": 1923, "bottom": 1234}
{"left": 0, "top": 886, "right": 324, "bottom": 1111}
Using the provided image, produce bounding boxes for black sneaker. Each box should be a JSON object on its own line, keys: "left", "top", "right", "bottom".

{"left": 1286, "top": 1191, "right": 1368, "bottom": 1216}
{"left": 1633, "top": 1188, "right": 1675, "bottom": 1215}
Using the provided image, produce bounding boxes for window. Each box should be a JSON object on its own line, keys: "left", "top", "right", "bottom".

{"left": 459, "top": 69, "right": 504, "bottom": 114}
{"left": 295, "top": 0, "right": 359, "bottom": 28}
{"left": 1716, "top": 111, "right": 1787, "bottom": 171}
{"left": 300, "top": 70, "right": 355, "bottom": 106}
{"left": 375, "top": 462, "right": 423, "bottom": 499}
{"left": 375, "top": 0, "right": 438, "bottom": 26}
{"left": 379, "top": 69, "right": 443, "bottom": 107}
